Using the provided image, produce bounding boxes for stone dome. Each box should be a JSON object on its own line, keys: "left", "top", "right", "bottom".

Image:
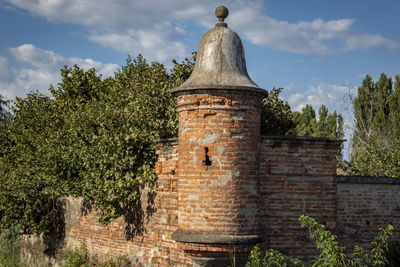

{"left": 172, "top": 6, "right": 266, "bottom": 95}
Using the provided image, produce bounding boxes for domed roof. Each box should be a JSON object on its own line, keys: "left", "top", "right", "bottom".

{"left": 172, "top": 6, "right": 266, "bottom": 95}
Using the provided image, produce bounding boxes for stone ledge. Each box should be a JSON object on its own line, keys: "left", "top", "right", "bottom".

{"left": 336, "top": 175, "right": 400, "bottom": 184}
{"left": 171, "top": 86, "right": 267, "bottom": 97}
{"left": 171, "top": 230, "right": 265, "bottom": 245}
{"left": 191, "top": 257, "right": 248, "bottom": 267}
{"left": 261, "top": 134, "right": 345, "bottom": 142}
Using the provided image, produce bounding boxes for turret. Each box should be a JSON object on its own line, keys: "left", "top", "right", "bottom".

{"left": 171, "top": 6, "right": 267, "bottom": 266}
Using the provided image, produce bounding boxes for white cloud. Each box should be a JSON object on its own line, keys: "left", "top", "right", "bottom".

{"left": 230, "top": 7, "right": 329, "bottom": 55}
{"left": 10, "top": 44, "right": 64, "bottom": 71}
{"left": 295, "top": 18, "right": 398, "bottom": 52}
{"left": 232, "top": 8, "right": 399, "bottom": 55}
{"left": 0, "top": 45, "right": 118, "bottom": 101}
{"left": 5, "top": 0, "right": 398, "bottom": 58}
{"left": 0, "top": 66, "right": 59, "bottom": 101}
{"left": 344, "top": 33, "right": 398, "bottom": 51}
{"left": 286, "top": 82, "right": 350, "bottom": 112}
{"left": 296, "top": 18, "right": 356, "bottom": 40}
{"left": 88, "top": 21, "right": 189, "bottom": 62}
{"left": 5, "top": 0, "right": 216, "bottom": 30}
{"left": 285, "top": 82, "right": 357, "bottom": 159}
{"left": 0, "top": 57, "right": 13, "bottom": 83}
{"left": 9, "top": 44, "right": 118, "bottom": 77}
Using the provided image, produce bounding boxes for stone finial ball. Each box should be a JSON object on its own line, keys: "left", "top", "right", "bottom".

{"left": 215, "top": 6, "right": 229, "bottom": 21}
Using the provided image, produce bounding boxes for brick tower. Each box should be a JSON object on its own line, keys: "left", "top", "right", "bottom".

{"left": 171, "top": 6, "right": 267, "bottom": 266}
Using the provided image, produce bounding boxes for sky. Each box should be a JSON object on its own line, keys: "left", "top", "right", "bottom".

{"left": 1, "top": 0, "right": 399, "bottom": 156}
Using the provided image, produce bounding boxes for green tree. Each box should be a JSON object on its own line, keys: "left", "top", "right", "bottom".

{"left": 261, "top": 87, "right": 297, "bottom": 135}
{"left": 71, "top": 56, "right": 180, "bottom": 223}
{"left": 0, "top": 94, "right": 7, "bottom": 123}
{"left": 388, "top": 75, "right": 400, "bottom": 139}
{"left": 260, "top": 89, "right": 344, "bottom": 159}
{"left": 351, "top": 74, "right": 400, "bottom": 177}
{"left": 0, "top": 92, "right": 70, "bottom": 234}
{"left": 260, "top": 90, "right": 343, "bottom": 142}
{"left": 294, "top": 104, "right": 317, "bottom": 137}
{"left": 0, "top": 55, "right": 193, "bottom": 234}
{"left": 293, "top": 104, "right": 344, "bottom": 140}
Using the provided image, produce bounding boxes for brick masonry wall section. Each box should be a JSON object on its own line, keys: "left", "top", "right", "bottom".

{"left": 172, "top": 89, "right": 265, "bottom": 265}
{"left": 259, "top": 135, "right": 341, "bottom": 261}
{"left": 174, "top": 90, "right": 263, "bottom": 236}
{"left": 20, "top": 135, "right": 400, "bottom": 266}
{"left": 53, "top": 139, "right": 192, "bottom": 267}
{"left": 336, "top": 176, "right": 400, "bottom": 250}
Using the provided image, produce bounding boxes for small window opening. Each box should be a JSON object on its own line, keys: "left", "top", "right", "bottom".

{"left": 203, "top": 147, "right": 212, "bottom": 166}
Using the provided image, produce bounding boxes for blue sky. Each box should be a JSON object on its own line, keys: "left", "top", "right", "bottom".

{"left": 1, "top": 0, "right": 399, "bottom": 155}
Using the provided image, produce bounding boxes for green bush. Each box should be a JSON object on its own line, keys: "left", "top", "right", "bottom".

{"left": 245, "top": 215, "right": 394, "bottom": 267}
{"left": 63, "top": 243, "right": 131, "bottom": 267}
{"left": 0, "top": 225, "right": 21, "bottom": 267}
{"left": 64, "top": 242, "right": 89, "bottom": 267}
{"left": 97, "top": 256, "right": 130, "bottom": 267}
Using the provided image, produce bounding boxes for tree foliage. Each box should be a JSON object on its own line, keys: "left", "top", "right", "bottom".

{"left": 261, "top": 88, "right": 297, "bottom": 135}
{"left": 0, "top": 55, "right": 192, "bottom": 234}
{"left": 261, "top": 89, "right": 344, "bottom": 157}
{"left": 350, "top": 74, "right": 400, "bottom": 177}
{"left": 0, "top": 224, "right": 21, "bottom": 267}
{"left": 245, "top": 215, "right": 393, "bottom": 267}
{"left": 293, "top": 104, "right": 344, "bottom": 140}
{"left": 0, "top": 94, "right": 8, "bottom": 123}
{"left": 64, "top": 56, "right": 179, "bottom": 224}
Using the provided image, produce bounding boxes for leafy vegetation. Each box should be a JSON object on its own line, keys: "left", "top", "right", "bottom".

{"left": 0, "top": 225, "right": 21, "bottom": 267}
{"left": 64, "top": 242, "right": 90, "bottom": 267}
{"left": 261, "top": 88, "right": 344, "bottom": 159}
{"left": 350, "top": 74, "right": 400, "bottom": 177}
{"left": 63, "top": 242, "right": 131, "bottom": 267}
{"left": 0, "top": 55, "right": 191, "bottom": 235}
{"left": 261, "top": 87, "right": 297, "bottom": 136}
{"left": 294, "top": 104, "right": 344, "bottom": 140}
{"left": 0, "top": 94, "right": 7, "bottom": 123}
{"left": 245, "top": 215, "right": 393, "bottom": 267}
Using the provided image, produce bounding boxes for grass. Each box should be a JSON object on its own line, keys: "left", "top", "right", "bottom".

{"left": 0, "top": 225, "right": 22, "bottom": 267}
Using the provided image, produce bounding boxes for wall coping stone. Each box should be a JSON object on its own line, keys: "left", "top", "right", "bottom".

{"left": 261, "top": 135, "right": 345, "bottom": 142}
{"left": 336, "top": 175, "right": 400, "bottom": 184}
{"left": 159, "top": 136, "right": 344, "bottom": 144}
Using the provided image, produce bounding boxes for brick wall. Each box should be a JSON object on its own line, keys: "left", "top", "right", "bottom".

{"left": 20, "top": 135, "right": 400, "bottom": 266}
{"left": 259, "top": 135, "right": 341, "bottom": 261}
{"left": 62, "top": 139, "right": 191, "bottom": 267}
{"left": 336, "top": 176, "right": 400, "bottom": 250}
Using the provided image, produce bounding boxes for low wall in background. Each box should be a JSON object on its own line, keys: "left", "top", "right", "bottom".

{"left": 336, "top": 176, "right": 400, "bottom": 250}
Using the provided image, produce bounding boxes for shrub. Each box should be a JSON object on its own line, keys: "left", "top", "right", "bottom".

{"left": 245, "top": 215, "right": 394, "bottom": 267}
{"left": 63, "top": 242, "right": 131, "bottom": 267}
{"left": 64, "top": 242, "right": 89, "bottom": 267}
{"left": 0, "top": 225, "right": 21, "bottom": 267}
